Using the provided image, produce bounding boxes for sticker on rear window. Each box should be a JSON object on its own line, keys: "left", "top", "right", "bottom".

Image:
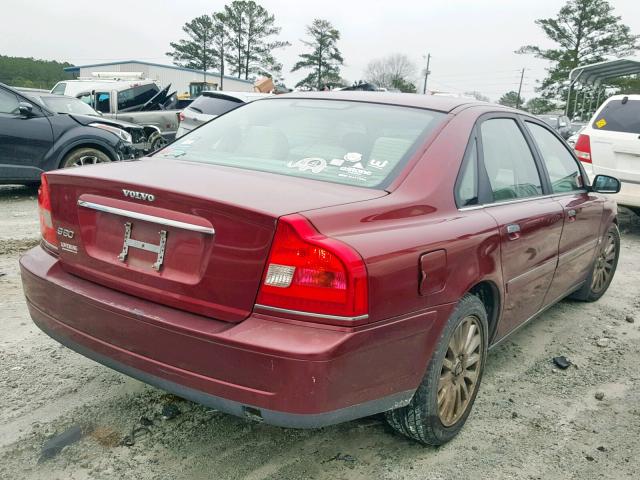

{"left": 287, "top": 157, "right": 327, "bottom": 173}
{"left": 595, "top": 118, "right": 607, "bottom": 128}
{"left": 368, "top": 159, "right": 389, "bottom": 170}
{"left": 344, "top": 152, "right": 363, "bottom": 163}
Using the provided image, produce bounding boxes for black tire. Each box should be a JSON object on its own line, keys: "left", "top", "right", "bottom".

{"left": 149, "top": 135, "right": 167, "bottom": 153}
{"left": 569, "top": 223, "right": 620, "bottom": 302}
{"left": 60, "top": 147, "right": 112, "bottom": 169}
{"left": 385, "top": 294, "right": 488, "bottom": 445}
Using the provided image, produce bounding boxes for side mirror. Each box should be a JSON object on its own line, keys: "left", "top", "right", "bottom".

{"left": 18, "top": 102, "right": 34, "bottom": 117}
{"left": 591, "top": 175, "right": 621, "bottom": 194}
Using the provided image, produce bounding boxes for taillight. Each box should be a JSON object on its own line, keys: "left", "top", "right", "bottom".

{"left": 38, "top": 173, "right": 58, "bottom": 250}
{"left": 574, "top": 134, "right": 592, "bottom": 163}
{"left": 178, "top": 111, "right": 185, "bottom": 122}
{"left": 256, "top": 214, "right": 368, "bottom": 323}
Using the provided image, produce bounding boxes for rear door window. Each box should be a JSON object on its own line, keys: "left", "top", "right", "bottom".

{"left": 188, "top": 95, "right": 243, "bottom": 116}
{"left": 526, "top": 121, "right": 584, "bottom": 193}
{"left": 95, "top": 92, "right": 111, "bottom": 113}
{"left": 592, "top": 98, "right": 640, "bottom": 134}
{"left": 480, "top": 118, "right": 543, "bottom": 201}
{"left": 455, "top": 138, "right": 479, "bottom": 207}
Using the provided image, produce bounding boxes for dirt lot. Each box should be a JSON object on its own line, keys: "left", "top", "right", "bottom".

{"left": 0, "top": 184, "right": 639, "bottom": 480}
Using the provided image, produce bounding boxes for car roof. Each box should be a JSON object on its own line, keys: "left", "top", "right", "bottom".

{"left": 272, "top": 91, "right": 485, "bottom": 113}
{"left": 603, "top": 94, "right": 640, "bottom": 101}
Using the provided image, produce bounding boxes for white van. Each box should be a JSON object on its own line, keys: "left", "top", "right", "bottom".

{"left": 574, "top": 94, "right": 640, "bottom": 213}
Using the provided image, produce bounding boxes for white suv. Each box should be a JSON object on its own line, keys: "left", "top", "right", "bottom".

{"left": 575, "top": 94, "right": 640, "bottom": 213}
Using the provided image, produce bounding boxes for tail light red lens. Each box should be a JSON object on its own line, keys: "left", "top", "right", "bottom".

{"left": 574, "top": 134, "right": 592, "bottom": 163}
{"left": 256, "top": 214, "right": 368, "bottom": 322}
{"left": 178, "top": 111, "right": 185, "bottom": 122}
{"left": 38, "top": 173, "right": 58, "bottom": 250}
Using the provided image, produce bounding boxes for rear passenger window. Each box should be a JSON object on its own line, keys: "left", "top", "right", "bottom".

{"left": 456, "top": 138, "right": 478, "bottom": 207}
{"left": 480, "top": 118, "right": 542, "bottom": 201}
{"left": 95, "top": 92, "right": 111, "bottom": 113}
{"left": 526, "top": 122, "right": 583, "bottom": 193}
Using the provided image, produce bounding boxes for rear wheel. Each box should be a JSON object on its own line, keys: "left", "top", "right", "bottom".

{"left": 148, "top": 133, "right": 167, "bottom": 153}
{"left": 60, "top": 147, "right": 112, "bottom": 169}
{"left": 570, "top": 224, "right": 620, "bottom": 302}
{"left": 385, "top": 294, "right": 488, "bottom": 445}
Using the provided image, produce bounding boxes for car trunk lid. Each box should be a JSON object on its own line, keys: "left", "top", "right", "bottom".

{"left": 46, "top": 158, "right": 385, "bottom": 322}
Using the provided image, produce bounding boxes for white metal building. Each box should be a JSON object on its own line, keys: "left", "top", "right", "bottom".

{"left": 64, "top": 60, "right": 255, "bottom": 95}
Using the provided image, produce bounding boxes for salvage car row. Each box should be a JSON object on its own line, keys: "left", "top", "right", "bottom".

{"left": 0, "top": 80, "right": 271, "bottom": 184}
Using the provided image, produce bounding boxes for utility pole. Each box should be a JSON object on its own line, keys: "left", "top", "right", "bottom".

{"left": 422, "top": 53, "right": 431, "bottom": 94}
{"left": 516, "top": 67, "right": 525, "bottom": 109}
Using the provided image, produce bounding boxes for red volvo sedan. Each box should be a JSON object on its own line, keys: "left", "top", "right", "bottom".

{"left": 21, "top": 92, "right": 621, "bottom": 445}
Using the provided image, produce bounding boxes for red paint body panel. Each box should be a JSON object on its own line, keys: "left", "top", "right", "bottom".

{"left": 20, "top": 94, "right": 618, "bottom": 426}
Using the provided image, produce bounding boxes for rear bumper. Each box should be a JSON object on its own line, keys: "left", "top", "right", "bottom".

{"left": 20, "top": 246, "right": 448, "bottom": 428}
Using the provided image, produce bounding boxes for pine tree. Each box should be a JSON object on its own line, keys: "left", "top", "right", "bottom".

{"left": 292, "top": 19, "right": 344, "bottom": 90}
{"left": 166, "top": 15, "right": 217, "bottom": 74}
{"left": 517, "top": 0, "right": 638, "bottom": 104}
{"left": 498, "top": 91, "right": 524, "bottom": 108}
{"left": 223, "top": 0, "right": 289, "bottom": 80}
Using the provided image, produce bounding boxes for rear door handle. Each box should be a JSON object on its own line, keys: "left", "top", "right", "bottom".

{"left": 506, "top": 223, "right": 521, "bottom": 240}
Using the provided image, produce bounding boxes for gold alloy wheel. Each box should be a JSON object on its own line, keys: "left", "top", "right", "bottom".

{"left": 591, "top": 232, "right": 616, "bottom": 293}
{"left": 437, "top": 315, "right": 483, "bottom": 427}
{"left": 72, "top": 154, "right": 104, "bottom": 167}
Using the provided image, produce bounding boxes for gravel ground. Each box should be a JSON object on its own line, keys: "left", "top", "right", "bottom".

{"left": 0, "top": 184, "right": 639, "bottom": 480}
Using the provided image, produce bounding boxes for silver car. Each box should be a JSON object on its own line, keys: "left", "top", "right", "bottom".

{"left": 176, "top": 91, "right": 271, "bottom": 138}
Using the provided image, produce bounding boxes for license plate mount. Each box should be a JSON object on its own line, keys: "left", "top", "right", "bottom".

{"left": 117, "top": 221, "right": 168, "bottom": 271}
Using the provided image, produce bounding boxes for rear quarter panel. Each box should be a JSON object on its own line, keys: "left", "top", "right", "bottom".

{"left": 304, "top": 106, "right": 503, "bottom": 324}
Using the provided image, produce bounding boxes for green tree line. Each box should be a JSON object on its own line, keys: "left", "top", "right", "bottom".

{"left": 0, "top": 55, "right": 74, "bottom": 89}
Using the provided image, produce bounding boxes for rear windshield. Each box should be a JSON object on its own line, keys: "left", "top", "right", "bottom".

{"left": 188, "top": 95, "right": 243, "bottom": 116}
{"left": 158, "top": 98, "right": 445, "bottom": 189}
{"left": 593, "top": 98, "right": 640, "bottom": 134}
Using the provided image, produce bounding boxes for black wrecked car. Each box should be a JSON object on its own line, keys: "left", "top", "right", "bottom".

{"left": 0, "top": 83, "right": 157, "bottom": 185}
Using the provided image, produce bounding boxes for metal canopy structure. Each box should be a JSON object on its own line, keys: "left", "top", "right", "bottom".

{"left": 566, "top": 57, "right": 640, "bottom": 117}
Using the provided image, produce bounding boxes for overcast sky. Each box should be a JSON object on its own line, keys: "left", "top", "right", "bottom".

{"left": 3, "top": 0, "right": 639, "bottom": 100}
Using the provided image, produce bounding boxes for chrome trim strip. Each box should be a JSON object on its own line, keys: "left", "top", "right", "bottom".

{"left": 458, "top": 190, "right": 589, "bottom": 211}
{"left": 77, "top": 200, "right": 215, "bottom": 235}
{"left": 254, "top": 304, "right": 369, "bottom": 322}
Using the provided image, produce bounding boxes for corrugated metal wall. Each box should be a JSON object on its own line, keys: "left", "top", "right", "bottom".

{"left": 78, "top": 63, "right": 254, "bottom": 94}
